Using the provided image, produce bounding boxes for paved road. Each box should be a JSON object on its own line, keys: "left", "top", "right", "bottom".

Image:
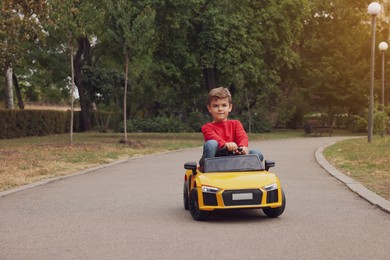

{"left": 1, "top": 137, "right": 389, "bottom": 259}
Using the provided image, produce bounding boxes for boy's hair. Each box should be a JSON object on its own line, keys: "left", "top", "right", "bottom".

{"left": 208, "top": 87, "right": 232, "bottom": 105}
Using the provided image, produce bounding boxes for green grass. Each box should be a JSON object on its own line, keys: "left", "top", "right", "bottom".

{"left": 323, "top": 136, "right": 390, "bottom": 200}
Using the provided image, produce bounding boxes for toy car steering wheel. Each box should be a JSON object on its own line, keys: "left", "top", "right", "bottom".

{"left": 215, "top": 146, "right": 243, "bottom": 157}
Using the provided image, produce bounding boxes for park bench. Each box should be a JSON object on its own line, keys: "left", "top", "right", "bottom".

{"left": 303, "top": 120, "right": 333, "bottom": 137}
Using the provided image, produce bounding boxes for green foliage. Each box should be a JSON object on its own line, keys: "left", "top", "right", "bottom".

{"left": 3, "top": 0, "right": 389, "bottom": 135}
{"left": 103, "top": 0, "right": 156, "bottom": 59}
{"left": 0, "top": 110, "right": 71, "bottom": 138}
{"left": 0, "top": 0, "right": 49, "bottom": 70}
{"left": 48, "top": 0, "right": 103, "bottom": 41}
{"left": 232, "top": 111, "right": 272, "bottom": 133}
{"left": 277, "top": 95, "right": 297, "bottom": 128}
{"left": 193, "top": 1, "right": 246, "bottom": 71}
{"left": 352, "top": 105, "right": 390, "bottom": 134}
{"left": 352, "top": 115, "right": 367, "bottom": 133}
{"left": 125, "top": 117, "right": 191, "bottom": 133}
{"left": 91, "top": 111, "right": 121, "bottom": 133}
{"left": 102, "top": 0, "right": 157, "bottom": 139}
{"left": 82, "top": 66, "right": 124, "bottom": 106}
{"left": 1, "top": 0, "right": 313, "bottom": 129}
{"left": 186, "top": 111, "right": 210, "bottom": 132}
{"left": 228, "top": 0, "right": 309, "bottom": 127}
{"left": 298, "top": 0, "right": 371, "bottom": 116}
{"left": 374, "top": 109, "right": 390, "bottom": 135}
{"left": 0, "top": 109, "right": 123, "bottom": 139}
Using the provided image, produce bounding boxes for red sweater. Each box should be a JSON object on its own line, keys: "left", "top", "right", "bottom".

{"left": 201, "top": 120, "right": 248, "bottom": 149}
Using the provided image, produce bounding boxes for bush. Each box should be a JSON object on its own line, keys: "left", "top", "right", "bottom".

{"left": 233, "top": 112, "right": 271, "bottom": 133}
{"left": 374, "top": 111, "right": 389, "bottom": 135}
{"left": 351, "top": 115, "right": 367, "bottom": 133}
{"left": 186, "top": 111, "right": 210, "bottom": 132}
{"left": 91, "top": 111, "right": 121, "bottom": 132}
{"left": 125, "top": 116, "right": 191, "bottom": 133}
{"left": 0, "top": 110, "right": 75, "bottom": 139}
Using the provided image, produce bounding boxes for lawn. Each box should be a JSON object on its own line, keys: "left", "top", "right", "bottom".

{"left": 323, "top": 136, "right": 390, "bottom": 200}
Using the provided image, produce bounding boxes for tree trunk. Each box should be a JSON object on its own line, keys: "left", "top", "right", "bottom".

{"left": 203, "top": 68, "right": 217, "bottom": 91}
{"left": 73, "top": 36, "right": 92, "bottom": 131}
{"left": 4, "top": 67, "right": 14, "bottom": 109}
{"left": 123, "top": 55, "right": 129, "bottom": 142}
{"left": 13, "top": 73, "right": 24, "bottom": 109}
{"left": 70, "top": 45, "right": 75, "bottom": 145}
{"left": 244, "top": 87, "right": 251, "bottom": 133}
{"left": 327, "top": 105, "right": 333, "bottom": 127}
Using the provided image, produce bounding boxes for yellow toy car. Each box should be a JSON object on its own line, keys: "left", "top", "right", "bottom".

{"left": 183, "top": 154, "right": 286, "bottom": 220}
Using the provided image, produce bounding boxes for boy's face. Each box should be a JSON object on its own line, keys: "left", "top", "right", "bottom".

{"left": 207, "top": 97, "right": 232, "bottom": 123}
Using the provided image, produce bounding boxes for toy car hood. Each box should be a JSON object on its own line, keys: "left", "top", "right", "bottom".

{"left": 197, "top": 171, "right": 279, "bottom": 190}
{"left": 196, "top": 155, "right": 279, "bottom": 190}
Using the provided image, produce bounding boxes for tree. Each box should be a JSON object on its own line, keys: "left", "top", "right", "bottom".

{"left": 298, "top": 0, "right": 372, "bottom": 122}
{"left": 103, "top": 0, "right": 156, "bottom": 142}
{"left": 1, "top": 0, "right": 49, "bottom": 109}
{"left": 152, "top": 0, "right": 205, "bottom": 118}
{"left": 48, "top": 0, "right": 105, "bottom": 134}
{"left": 19, "top": 36, "right": 72, "bottom": 104}
{"left": 228, "top": 0, "right": 309, "bottom": 131}
{"left": 190, "top": 0, "right": 247, "bottom": 91}
{"left": 151, "top": 0, "right": 308, "bottom": 131}
{"left": 5, "top": 0, "right": 378, "bottom": 134}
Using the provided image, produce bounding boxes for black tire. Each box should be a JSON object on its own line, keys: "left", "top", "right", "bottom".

{"left": 188, "top": 189, "right": 210, "bottom": 221}
{"left": 183, "top": 182, "right": 189, "bottom": 210}
{"left": 263, "top": 190, "right": 286, "bottom": 218}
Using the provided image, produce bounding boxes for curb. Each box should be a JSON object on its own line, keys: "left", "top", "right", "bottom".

{"left": 315, "top": 142, "right": 390, "bottom": 214}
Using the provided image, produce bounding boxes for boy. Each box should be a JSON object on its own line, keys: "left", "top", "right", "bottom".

{"left": 199, "top": 87, "right": 263, "bottom": 168}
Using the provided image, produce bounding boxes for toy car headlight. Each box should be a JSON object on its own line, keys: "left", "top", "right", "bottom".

{"left": 263, "top": 183, "right": 278, "bottom": 191}
{"left": 202, "top": 186, "right": 220, "bottom": 194}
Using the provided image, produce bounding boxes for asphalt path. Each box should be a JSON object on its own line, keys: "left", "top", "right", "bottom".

{"left": 1, "top": 137, "right": 389, "bottom": 259}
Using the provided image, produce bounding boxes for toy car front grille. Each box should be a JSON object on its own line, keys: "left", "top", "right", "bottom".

{"left": 222, "top": 189, "right": 263, "bottom": 206}
{"left": 266, "top": 189, "right": 279, "bottom": 203}
{"left": 202, "top": 193, "right": 218, "bottom": 206}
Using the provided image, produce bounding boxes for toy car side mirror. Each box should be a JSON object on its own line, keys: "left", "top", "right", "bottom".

{"left": 264, "top": 160, "right": 275, "bottom": 171}
{"left": 184, "top": 162, "right": 198, "bottom": 175}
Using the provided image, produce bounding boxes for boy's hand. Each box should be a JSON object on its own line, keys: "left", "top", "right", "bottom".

{"left": 236, "top": 146, "right": 248, "bottom": 155}
{"left": 224, "top": 142, "right": 238, "bottom": 152}
{"left": 224, "top": 143, "right": 248, "bottom": 155}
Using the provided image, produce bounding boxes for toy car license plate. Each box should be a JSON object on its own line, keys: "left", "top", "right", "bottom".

{"left": 232, "top": 193, "right": 253, "bottom": 200}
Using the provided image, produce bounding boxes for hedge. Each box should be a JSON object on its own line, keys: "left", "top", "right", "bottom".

{"left": 0, "top": 110, "right": 82, "bottom": 139}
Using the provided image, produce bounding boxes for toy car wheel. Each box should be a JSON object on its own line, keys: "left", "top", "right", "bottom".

{"left": 262, "top": 190, "right": 286, "bottom": 218}
{"left": 188, "top": 189, "right": 210, "bottom": 221}
{"left": 183, "top": 182, "right": 189, "bottom": 210}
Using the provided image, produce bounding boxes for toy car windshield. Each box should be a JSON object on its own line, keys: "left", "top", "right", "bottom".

{"left": 203, "top": 154, "right": 264, "bottom": 173}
